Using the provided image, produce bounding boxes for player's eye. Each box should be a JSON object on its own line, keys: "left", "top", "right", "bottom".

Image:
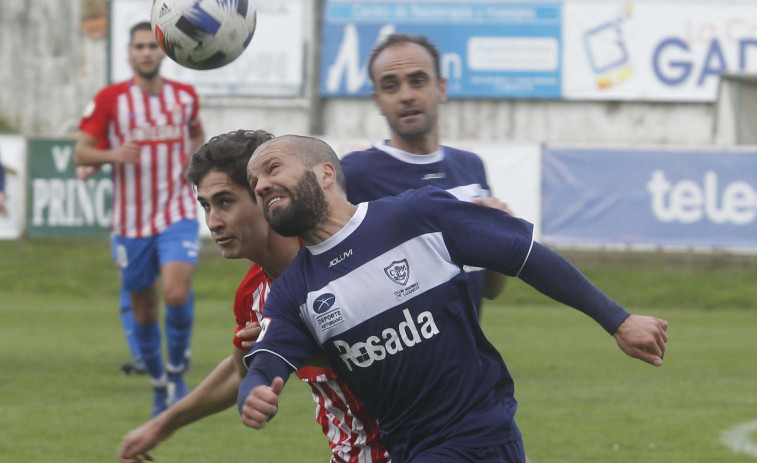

{"left": 411, "top": 76, "right": 426, "bottom": 86}
{"left": 382, "top": 82, "right": 397, "bottom": 92}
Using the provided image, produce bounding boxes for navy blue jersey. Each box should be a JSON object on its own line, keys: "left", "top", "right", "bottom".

{"left": 342, "top": 142, "right": 493, "bottom": 309}
{"left": 247, "top": 187, "right": 534, "bottom": 462}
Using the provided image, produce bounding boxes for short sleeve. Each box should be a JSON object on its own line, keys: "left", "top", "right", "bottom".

{"left": 78, "top": 88, "right": 113, "bottom": 142}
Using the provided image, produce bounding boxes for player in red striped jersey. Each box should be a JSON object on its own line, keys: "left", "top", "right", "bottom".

{"left": 118, "top": 130, "right": 389, "bottom": 463}
{"left": 74, "top": 22, "right": 205, "bottom": 416}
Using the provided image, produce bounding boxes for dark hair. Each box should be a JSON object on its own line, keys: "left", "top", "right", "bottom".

{"left": 187, "top": 129, "right": 275, "bottom": 194}
{"left": 367, "top": 33, "right": 441, "bottom": 83}
{"left": 129, "top": 21, "right": 153, "bottom": 44}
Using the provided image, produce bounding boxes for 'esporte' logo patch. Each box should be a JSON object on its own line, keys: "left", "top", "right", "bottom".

{"left": 313, "top": 293, "right": 344, "bottom": 332}
{"left": 384, "top": 259, "right": 409, "bottom": 286}
{"left": 313, "top": 293, "right": 336, "bottom": 314}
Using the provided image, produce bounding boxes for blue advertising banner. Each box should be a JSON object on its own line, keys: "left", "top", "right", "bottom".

{"left": 320, "top": 1, "right": 562, "bottom": 98}
{"left": 542, "top": 148, "right": 757, "bottom": 249}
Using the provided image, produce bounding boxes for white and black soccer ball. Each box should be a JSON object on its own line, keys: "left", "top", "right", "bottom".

{"left": 150, "top": 0, "right": 257, "bottom": 70}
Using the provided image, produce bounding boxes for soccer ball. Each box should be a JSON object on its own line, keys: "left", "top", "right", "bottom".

{"left": 150, "top": 0, "right": 257, "bottom": 70}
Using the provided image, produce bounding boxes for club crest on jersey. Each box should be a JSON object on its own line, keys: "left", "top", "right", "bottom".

{"left": 384, "top": 259, "right": 409, "bottom": 286}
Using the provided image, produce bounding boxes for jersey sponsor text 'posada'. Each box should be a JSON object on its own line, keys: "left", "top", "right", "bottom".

{"left": 333, "top": 308, "right": 439, "bottom": 371}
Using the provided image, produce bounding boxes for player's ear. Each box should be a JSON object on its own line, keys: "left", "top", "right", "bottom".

{"left": 437, "top": 76, "right": 448, "bottom": 104}
{"left": 320, "top": 162, "right": 337, "bottom": 188}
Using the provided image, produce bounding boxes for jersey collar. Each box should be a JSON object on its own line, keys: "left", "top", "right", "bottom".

{"left": 307, "top": 202, "right": 368, "bottom": 255}
{"left": 374, "top": 140, "right": 444, "bottom": 165}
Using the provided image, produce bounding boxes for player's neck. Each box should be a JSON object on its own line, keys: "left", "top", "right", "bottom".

{"left": 301, "top": 200, "right": 358, "bottom": 247}
{"left": 259, "top": 237, "right": 300, "bottom": 280}
{"left": 388, "top": 132, "right": 439, "bottom": 155}
{"left": 133, "top": 74, "right": 164, "bottom": 95}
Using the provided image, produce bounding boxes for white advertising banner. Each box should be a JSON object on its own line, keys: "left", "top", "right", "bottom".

{"left": 110, "top": 0, "right": 306, "bottom": 97}
{"left": 563, "top": 1, "right": 757, "bottom": 101}
{"left": 0, "top": 136, "right": 26, "bottom": 240}
{"left": 324, "top": 139, "right": 542, "bottom": 240}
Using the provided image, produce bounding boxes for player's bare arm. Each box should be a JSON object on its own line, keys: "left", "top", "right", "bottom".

{"left": 118, "top": 349, "right": 249, "bottom": 463}
{"left": 73, "top": 131, "right": 140, "bottom": 166}
{"left": 75, "top": 165, "right": 100, "bottom": 181}
{"left": 188, "top": 126, "right": 205, "bottom": 158}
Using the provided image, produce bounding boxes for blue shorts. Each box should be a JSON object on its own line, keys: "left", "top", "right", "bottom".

{"left": 411, "top": 438, "right": 526, "bottom": 463}
{"left": 113, "top": 219, "right": 199, "bottom": 292}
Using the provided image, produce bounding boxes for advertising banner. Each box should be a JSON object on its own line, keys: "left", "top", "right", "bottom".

{"left": 26, "top": 139, "right": 113, "bottom": 238}
{"left": 324, "top": 138, "right": 542, "bottom": 238}
{"left": 110, "top": 0, "right": 306, "bottom": 97}
{"left": 0, "top": 136, "right": 27, "bottom": 240}
{"left": 563, "top": 1, "right": 757, "bottom": 101}
{"left": 321, "top": 1, "right": 562, "bottom": 98}
{"left": 542, "top": 147, "right": 757, "bottom": 250}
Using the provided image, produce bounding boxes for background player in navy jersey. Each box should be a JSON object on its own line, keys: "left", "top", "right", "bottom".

{"left": 118, "top": 130, "right": 389, "bottom": 463}
{"left": 341, "top": 33, "right": 509, "bottom": 311}
{"left": 238, "top": 135, "right": 668, "bottom": 463}
{"left": 74, "top": 22, "right": 204, "bottom": 416}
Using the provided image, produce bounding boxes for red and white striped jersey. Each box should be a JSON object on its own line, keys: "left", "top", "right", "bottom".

{"left": 79, "top": 78, "right": 202, "bottom": 238}
{"left": 234, "top": 265, "right": 391, "bottom": 463}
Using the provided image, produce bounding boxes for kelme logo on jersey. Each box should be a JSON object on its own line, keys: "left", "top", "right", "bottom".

{"left": 333, "top": 308, "right": 439, "bottom": 371}
{"left": 313, "top": 293, "right": 336, "bottom": 314}
{"left": 384, "top": 259, "right": 409, "bottom": 286}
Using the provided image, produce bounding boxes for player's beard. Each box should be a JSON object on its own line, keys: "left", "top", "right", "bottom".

{"left": 265, "top": 169, "right": 329, "bottom": 238}
{"left": 136, "top": 62, "right": 161, "bottom": 79}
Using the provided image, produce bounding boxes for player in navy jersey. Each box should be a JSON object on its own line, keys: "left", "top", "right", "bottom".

{"left": 74, "top": 22, "right": 204, "bottom": 416}
{"left": 118, "top": 130, "right": 389, "bottom": 463}
{"left": 238, "top": 135, "right": 668, "bottom": 463}
{"left": 341, "top": 33, "right": 508, "bottom": 311}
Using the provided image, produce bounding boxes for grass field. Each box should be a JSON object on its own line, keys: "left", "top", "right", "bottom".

{"left": 1, "top": 238, "right": 756, "bottom": 462}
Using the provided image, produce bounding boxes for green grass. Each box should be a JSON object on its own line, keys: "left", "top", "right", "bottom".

{"left": 1, "top": 239, "right": 756, "bottom": 462}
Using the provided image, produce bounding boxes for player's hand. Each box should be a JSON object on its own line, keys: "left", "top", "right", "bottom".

{"left": 241, "top": 377, "right": 285, "bottom": 429}
{"left": 111, "top": 141, "right": 141, "bottom": 164}
{"left": 474, "top": 196, "right": 513, "bottom": 215}
{"left": 0, "top": 192, "right": 6, "bottom": 215}
{"left": 76, "top": 165, "right": 99, "bottom": 181}
{"left": 117, "top": 419, "right": 169, "bottom": 463}
{"left": 236, "top": 321, "right": 262, "bottom": 349}
{"left": 613, "top": 315, "right": 669, "bottom": 366}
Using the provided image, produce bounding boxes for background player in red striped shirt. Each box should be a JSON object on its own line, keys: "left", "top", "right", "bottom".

{"left": 74, "top": 21, "right": 205, "bottom": 416}
{"left": 117, "top": 130, "right": 389, "bottom": 463}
